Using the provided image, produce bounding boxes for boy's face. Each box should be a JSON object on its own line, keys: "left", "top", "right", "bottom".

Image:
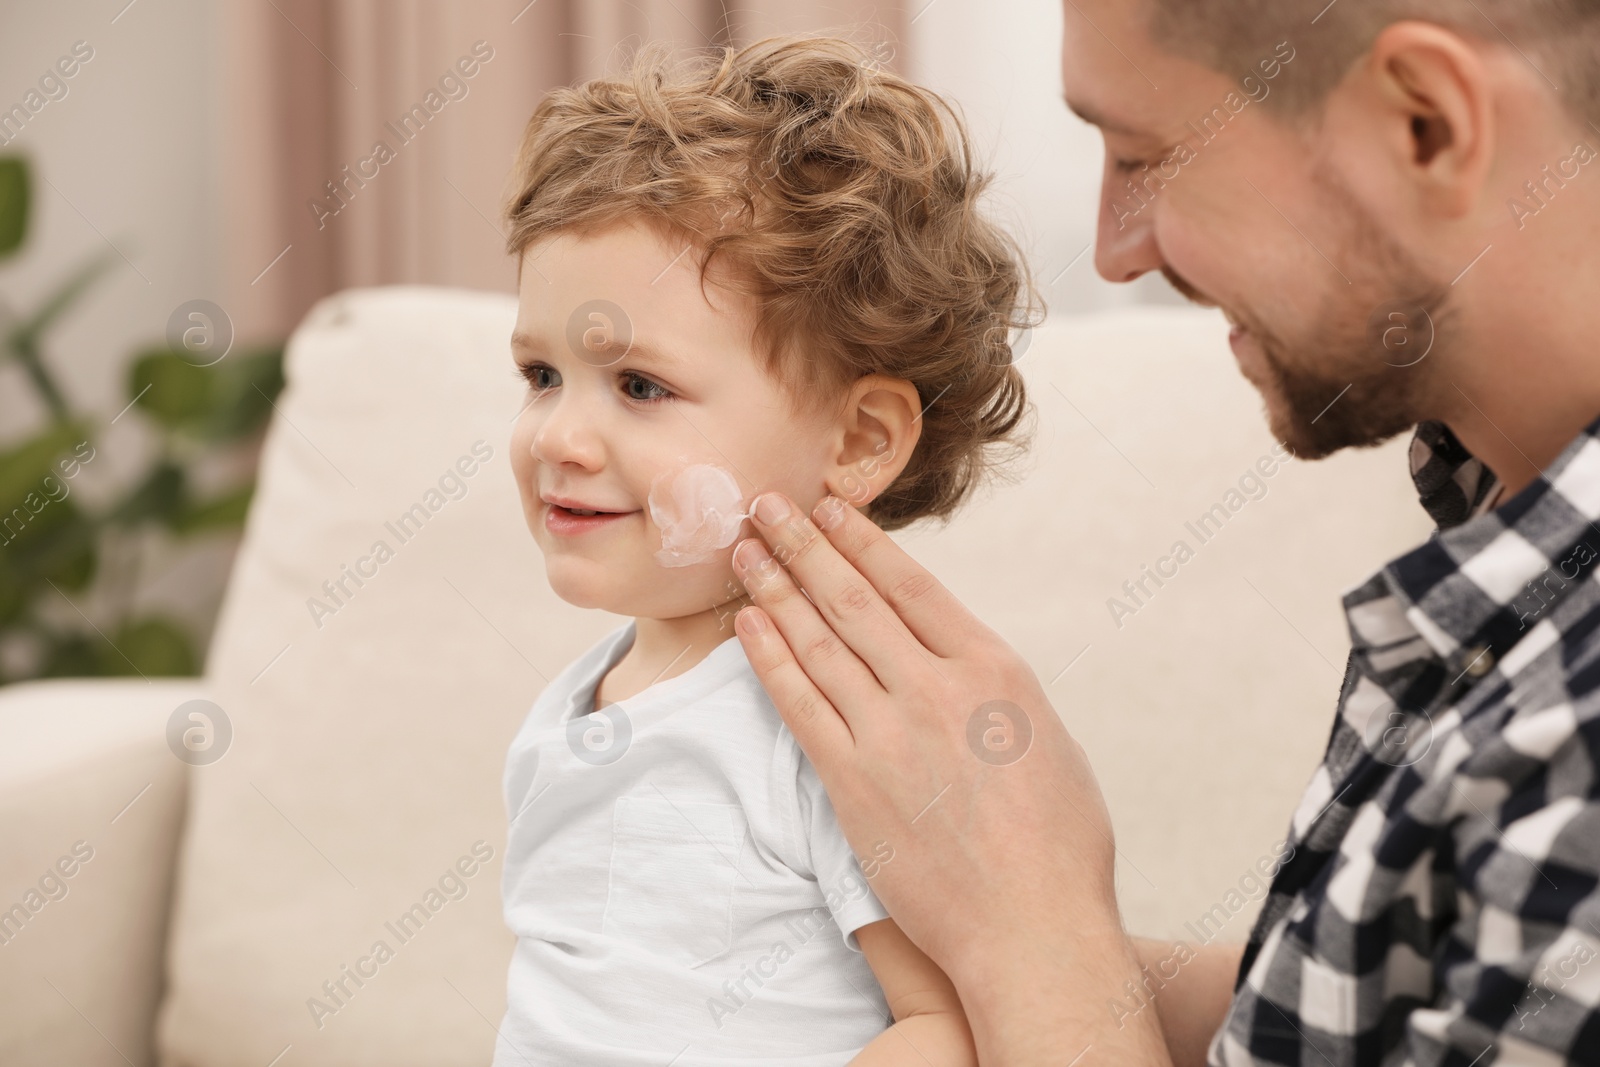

{"left": 509, "top": 218, "right": 838, "bottom": 620}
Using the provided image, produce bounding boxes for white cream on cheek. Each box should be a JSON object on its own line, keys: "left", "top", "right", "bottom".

{"left": 647, "top": 463, "right": 751, "bottom": 568}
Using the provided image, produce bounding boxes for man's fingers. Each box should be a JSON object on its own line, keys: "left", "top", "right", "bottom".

{"left": 732, "top": 536, "right": 885, "bottom": 723}
{"left": 808, "top": 495, "right": 979, "bottom": 661}
{"left": 735, "top": 606, "right": 854, "bottom": 764}
{"left": 745, "top": 492, "right": 943, "bottom": 690}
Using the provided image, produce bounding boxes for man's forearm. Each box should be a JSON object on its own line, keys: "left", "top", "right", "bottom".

{"left": 953, "top": 918, "right": 1176, "bottom": 1067}
{"left": 1130, "top": 938, "right": 1242, "bottom": 1067}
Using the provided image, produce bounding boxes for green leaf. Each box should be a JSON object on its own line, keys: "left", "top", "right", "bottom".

{"left": 0, "top": 157, "right": 28, "bottom": 258}
{"left": 109, "top": 616, "right": 198, "bottom": 676}
{"left": 197, "top": 345, "right": 287, "bottom": 442}
{"left": 172, "top": 482, "right": 254, "bottom": 534}
{"left": 0, "top": 426, "right": 99, "bottom": 598}
{"left": 0, "top": 421, "right": 91, "bottom": 505}
{"left": 39, "top": 617, "right": 197, "bottom": 678}
{"left": 0, "top": 492, "right": 97, "bottom": 592}
{"left": 129, "top": 349, "right": 212, "bottom": 430}
{"left": 108, "top": 460, "right": 186, "bottom": 527}
{"left": 40, "top": 633, "right": 104, "bottom": 678}
{"left": 127, "top": 344, "right": 285, "bottom": 442}
{"left": 0, "top": 570, "right": 24, "bottom": 629}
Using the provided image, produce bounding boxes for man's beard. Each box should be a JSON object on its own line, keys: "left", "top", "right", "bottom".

{"left": 1167, "top": 172, "right": 1453, "bottom": 461}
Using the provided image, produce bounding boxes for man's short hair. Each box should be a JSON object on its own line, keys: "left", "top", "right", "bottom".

{"left": 1147, "top": 0, "right": 1600, "bottom": 123}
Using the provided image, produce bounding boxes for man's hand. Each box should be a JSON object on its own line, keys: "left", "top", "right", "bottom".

{"left": 731, "top": 492, "right": 1174, "bottom": 1065}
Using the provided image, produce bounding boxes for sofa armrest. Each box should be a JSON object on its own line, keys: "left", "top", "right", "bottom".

{"left": 0, "top": 678, "right": 202, "bottom": 1067}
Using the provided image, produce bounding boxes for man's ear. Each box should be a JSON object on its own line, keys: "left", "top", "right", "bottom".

{"left": 1362, "top": 20, "right": 1496, "bottom": 217}
{"left": 823, "top": 374, "right": 923, "bottom": 508}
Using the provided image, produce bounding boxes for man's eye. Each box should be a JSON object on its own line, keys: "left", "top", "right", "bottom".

{"left": 622, "top": 372, "right": 672, "bottom": 404}
{"left": 516, "top": 362, "right": 559, "bottom": 390}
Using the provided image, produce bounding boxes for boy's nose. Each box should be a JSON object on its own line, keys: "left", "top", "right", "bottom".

{"left": 531, "top": 399, "right": 605, "bottom": 471}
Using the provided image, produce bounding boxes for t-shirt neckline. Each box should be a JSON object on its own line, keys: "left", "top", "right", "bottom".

{"left": 561, "top": 620, "right": 747, "bottom": 722}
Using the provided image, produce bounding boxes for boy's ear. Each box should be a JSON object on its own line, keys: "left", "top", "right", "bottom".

{"left": 823, "top": 374, "right": 923, "bottom": 508}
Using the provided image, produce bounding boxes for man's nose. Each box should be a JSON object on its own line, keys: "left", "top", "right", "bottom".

{"left": 1094, "top": 175, "right": 1164, "bottom": 284}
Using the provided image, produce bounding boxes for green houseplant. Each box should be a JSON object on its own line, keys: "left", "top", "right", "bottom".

{"left": 0, "top": 154, "right": 285, "bottom": 682}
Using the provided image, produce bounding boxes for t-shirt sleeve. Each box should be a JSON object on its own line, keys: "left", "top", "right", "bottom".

{"left": 792, "top": 746, "right": 891, "bottom": 953}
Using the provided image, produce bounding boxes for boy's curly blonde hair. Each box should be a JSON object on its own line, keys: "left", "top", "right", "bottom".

{"left": 502, "top": 35, "right": 1038, "bottom": 531}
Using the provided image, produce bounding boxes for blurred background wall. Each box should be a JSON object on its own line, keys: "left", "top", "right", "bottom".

{"left": 0, "top": 0, "right": 1178, "bottom": 683}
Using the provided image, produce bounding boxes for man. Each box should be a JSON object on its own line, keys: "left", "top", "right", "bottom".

{"left": 727, "top": 1, "right": 1600, "bottom": 1064}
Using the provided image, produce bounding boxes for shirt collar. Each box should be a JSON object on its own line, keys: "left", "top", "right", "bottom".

{"left": 1347, "top": 416, "right": 1600, "bottom": 675}
{"left": 1407, "top": 420, "right": 1503, "bottom": 530}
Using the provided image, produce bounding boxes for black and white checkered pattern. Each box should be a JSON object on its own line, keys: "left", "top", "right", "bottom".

{"left": 1211, "top": 418, "right": 1600, "bottom": 1066}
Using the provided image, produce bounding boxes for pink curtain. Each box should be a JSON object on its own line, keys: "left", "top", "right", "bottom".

{"left": 220, "top": 0, "right": 910, "bottom": 344}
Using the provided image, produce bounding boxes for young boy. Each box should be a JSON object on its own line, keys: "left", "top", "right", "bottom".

{"left": 495, "top": 35, "right": 1037, "bottom": 1066}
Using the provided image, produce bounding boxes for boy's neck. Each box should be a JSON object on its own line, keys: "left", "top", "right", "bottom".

{"left": 593, "top": 594, "right": 753, "bottom": 710}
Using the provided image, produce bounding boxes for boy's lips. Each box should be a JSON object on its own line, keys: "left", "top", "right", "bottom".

{"left": 543, "top": 501, "right": 638, "bottom": 537}
{"left": 541, "top": 492, "right": 631, "bottom": 515}
{"left": 540, "top": 494, "right": 640, "bottom": 538}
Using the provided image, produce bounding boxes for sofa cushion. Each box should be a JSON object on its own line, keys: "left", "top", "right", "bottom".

{"left": 0, "top": 678, "right": 200, "bottom": 1067}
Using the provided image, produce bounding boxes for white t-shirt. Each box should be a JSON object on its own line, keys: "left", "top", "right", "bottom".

{"left": 495, "top": 621, "right": 892, "bottom": 1067}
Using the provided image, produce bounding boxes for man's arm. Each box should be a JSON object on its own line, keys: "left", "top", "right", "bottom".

{"left": 1130, "top": 938, "right": 1243, "bottom": 1067}
{"left": 730, "top": 492, "right": 1179, "bottom": 1065}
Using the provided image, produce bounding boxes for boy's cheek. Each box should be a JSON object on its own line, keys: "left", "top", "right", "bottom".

{"left": 507, "top": 424, "right": 540, "bottom": 484}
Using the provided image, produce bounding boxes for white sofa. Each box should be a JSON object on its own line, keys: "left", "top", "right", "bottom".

{"left": 0, "top": 286, "right": 1435, "bottom": 1066}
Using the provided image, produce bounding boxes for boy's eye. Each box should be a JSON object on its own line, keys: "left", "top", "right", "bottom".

{"left": 1112, "top": 156, "right": 1146, "bottom": 174}
{"left": 516, "top": 362, "right": 560, "bottom": 391}
{"left": 622, "top": 372, "right": 672, "bottom": 404}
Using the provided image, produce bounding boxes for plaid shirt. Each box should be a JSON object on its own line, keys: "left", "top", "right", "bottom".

{"left": 1210, "top": 417, "right": 1600, "bottom": 1066}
